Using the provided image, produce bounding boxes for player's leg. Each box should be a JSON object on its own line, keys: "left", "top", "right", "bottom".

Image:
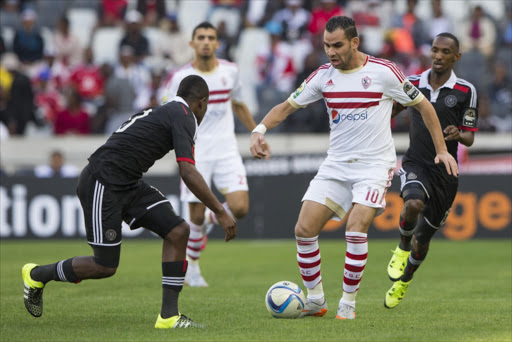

{"left": 185, "top": 201, "right": 209, "bottom": 287}
{"left": 23, "top": 166, "right": 121, "bottom": 318}
{"left": 336, "top": 203, "right": 378, "bottom": 320}
{"left": 388, "top": 167, "right": 428, "bottom": 281}
{"left": 339, "top": 166, "right": 393, "bottom": 319}
{"left": 179, "top": 161, "right": 214, "bottom": 287}
{"left": 296, "top": 172, "right": 352, "bottom": 318}
{"left": 204, "top": 155, "right": 248, "bottom": 226}
{"left": 385, "top": 180, "right": 456, "bottom": 309}
{"left": 126, "top": 185, "right": 204, "bottom": 328}
{"left": 384, "top": 215, "right": 437, "bottom": 309}
{"left": 295, "top": 200, "right": 336, "bottom": 317}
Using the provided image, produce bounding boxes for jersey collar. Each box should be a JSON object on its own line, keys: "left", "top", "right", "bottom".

{"left": 420, "top": 68, "right": 458, "bottom": 90}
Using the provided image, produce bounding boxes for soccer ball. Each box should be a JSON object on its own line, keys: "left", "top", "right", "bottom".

{"left": 265, "top": 281, "right": 306, "bottom": 319}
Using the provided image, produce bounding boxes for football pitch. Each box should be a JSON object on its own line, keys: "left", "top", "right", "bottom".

{"left": 1, "top": 239, "right": 511, "bottom": 342}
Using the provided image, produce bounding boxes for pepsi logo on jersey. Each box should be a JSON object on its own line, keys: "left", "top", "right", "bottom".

{"left": 331, "top": 110, "right": 368, "bottom": 124}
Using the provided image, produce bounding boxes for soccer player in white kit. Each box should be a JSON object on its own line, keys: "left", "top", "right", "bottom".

{"left": 164, "top": 22, "right": 260, "bottom": 287}
{"left": 250, "top": 16, "right": 458, "bottom": 319}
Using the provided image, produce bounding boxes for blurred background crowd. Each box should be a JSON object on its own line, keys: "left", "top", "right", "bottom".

{"left": 0, "top": 0, "right": 511, "bottom": 139}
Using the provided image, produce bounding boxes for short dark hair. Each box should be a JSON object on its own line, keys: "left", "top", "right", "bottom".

{"left": 325, "top": 16, "right": 358, "bottom": 40}
{"left": 192, "top": 21, "right": 217, "bottom": 40}
{"left": 436, "top": 32, "right": 460, "bottom": 51}
{"left": 177, "top": 75, "right": 209, "bottom": 101}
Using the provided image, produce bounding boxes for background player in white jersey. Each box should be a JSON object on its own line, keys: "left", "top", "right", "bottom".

{"left": 250, "top": 16, "right": 458, "bottom": 320}
{"left": 164, "top": 22, "right": 262, "bottom": 287}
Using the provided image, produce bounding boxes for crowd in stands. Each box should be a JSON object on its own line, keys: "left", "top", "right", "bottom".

{"left": 0, "top": 0, "right": 510, "bottom": 138}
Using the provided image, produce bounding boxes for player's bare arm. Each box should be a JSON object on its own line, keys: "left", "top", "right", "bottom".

{"left": 250, "top": 101, "right": 297, "bottom": 159}
{"left": 413, "top": 98, "right": 459, "bottom": 177}
{"left": 391, "top": 100, "right": 406, "bottom": 118}
{"left": 178, "top": 161, "right": 237, "bottom": 241}
{"left": 443, "top": 125, "right": 475, "bottom": 147}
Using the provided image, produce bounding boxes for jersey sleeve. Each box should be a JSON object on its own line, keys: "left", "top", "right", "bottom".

{"left": 171, "top": 105, "right": 196, "bottom": 164}
{"left": 287, "top": 69, "right": 324, "bottom": 108}
{"left": 383, "top": 64, "right": 424, "bottom": 107}
{"left": 230, "top": 66, "right": 244, "bottom": 103}
{"left": 459, "top": 84, "right": 478, "bottom": 132}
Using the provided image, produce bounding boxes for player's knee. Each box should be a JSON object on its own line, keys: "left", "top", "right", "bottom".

{"left": 403, "top": 199, "right": 424, "bottom": 218}
{"left": 91, "top": 260, "right": 117, "bottom": 278}
{"left": 166, "top": 221, "right": 190, "bottom": 245}
{"left": 230, "top": 205, "right": 248, "bottom": 220}
{"left": 294, "top": 220, "right": 316, "bottom": 238}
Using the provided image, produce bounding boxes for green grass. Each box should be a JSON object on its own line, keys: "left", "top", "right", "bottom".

{"left": 1, "top": 239, "right": 511, "bottom": 342}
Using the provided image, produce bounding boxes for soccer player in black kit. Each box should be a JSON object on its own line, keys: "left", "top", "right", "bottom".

{"left": 385, "top": 33, "right": 477, "bottom": 308}
{"left": 22, "top": 75, "right": 237, "bottom": 328}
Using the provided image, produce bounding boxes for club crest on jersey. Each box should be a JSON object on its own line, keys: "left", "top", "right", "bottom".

{"left": 407, "top": 172, "right": 417, "bottom": 180}
{"left": 293, "top": 82, "right": 306, "bottom": 99}
{"left": 403, "top": 81, "right": 420, "bottom": 100}
{"left": 362, "top": 76, "right": 371, "bottom": 89}
{"left": 463, "top": 108, "right": 476, "bottom": 127}
{"left": 105, "top": 229, "right": 117, "bottom": 241}
{"left": 444, "top": 95, "right": 457, "bottom": 107}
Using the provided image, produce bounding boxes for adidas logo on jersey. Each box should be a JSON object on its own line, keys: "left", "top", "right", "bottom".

{"left": 325, "top": 79, "right": 334, "bottom": 86}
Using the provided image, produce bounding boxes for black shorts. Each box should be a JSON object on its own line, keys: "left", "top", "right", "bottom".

{"left": 76, "top": 165, "right": 184, "bottom": 247}
{"left": 398, "top": 161, "right": 458, "bottom": 228}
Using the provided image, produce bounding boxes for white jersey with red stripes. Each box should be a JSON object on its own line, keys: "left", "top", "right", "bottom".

{"left": 164, "top": 59, "right": 244, "bottom": 161}
{"left": 288, "top": 55, "right": 424, "bottom": 167}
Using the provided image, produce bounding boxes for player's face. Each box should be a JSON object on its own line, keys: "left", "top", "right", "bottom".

{"left": 430, "top": 36, "right": 461, "bottom": 74}
{"left": 323, "top": 28, "right": 357, "bottom": 70}
{"left": 190, "top": 28, "right": 219, "bottom": 59}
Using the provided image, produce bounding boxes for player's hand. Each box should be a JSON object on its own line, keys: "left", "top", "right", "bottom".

{"left": 250, "top": 133, "right": 271, "bottom": 160}
{"left": 443, "top": 125, "right": 461, "bottom": 141}
{"left": 434, "top": 151, "right": 459, "bottom": 177}
{"left": 217, "top": 210, "right": 237, "bottom": 242}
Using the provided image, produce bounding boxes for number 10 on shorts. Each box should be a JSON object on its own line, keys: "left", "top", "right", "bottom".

{"left": 365, "top": 187, "right": 387, "bottom": 206}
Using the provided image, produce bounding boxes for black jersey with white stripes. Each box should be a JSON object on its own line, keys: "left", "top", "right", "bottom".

{"left": 88, "top": 100, "right": 197, "bottom": 191}
{"left": 402, "top": 69, "right": 478, "bottom": 175}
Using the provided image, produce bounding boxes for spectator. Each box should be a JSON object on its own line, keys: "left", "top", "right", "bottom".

{"left": 427, "top": 0, "right": 453, "bottom": 44}
{"left": 99, "top": 0, "right": 128, "bottom": 27}
{"left": 272, "top": 0, "right": 311, "bottom": 43}
{"left": 53, "top": 16, "right": 84, "bottom": 67}
{"left": 256, "top": 21, "right": 297, "bottom": 123}
{"left": 242, "top": 0, "right": 283, "bottom": 28}
{"left": 391, "top": 0, "right": 428, "bottom": 50}
{"left": 154, "top": 12, "right": 193, "bottom": 72}
{"left": 54, "top": 88, "right": 90, "bottom": 135}
{"left": 488, "top": 62, "right": 512, "bottom": 132}
{"left": 136, "top": 0, "right": 166, "bottom": 27}
{"left": 215, "top": 20, "right": 234, "bottom": 61}
{"left": 458, "top": 5, "right": 497, "bottom": 60}
{"left": 98, "top": 63, "right": 136, "bottom": 134}
{"left": 68, "top": 47, "right": 104, "bottom": 111}
{"left": 308, "top": 0, "right": 345, "bottom": 36}
{"left": 115, "top": 45, "right": 152, "bottom": 110}
{"left": 34, "top": 150, "right": 79, "bottom": 178}
{"left": 13, "top": 8, "right": 44, "bottom": 65}
{"left": 0, "top": 0, "right": 22, "bottom": 30}
{"left": 34, "top": 69, "right": 64, "bottom": 124}
{"left": 119, "top": 9, "right": 150, "bottom": 64}
{"left": 1, "top": 53, "right": 38, "bottom": 135}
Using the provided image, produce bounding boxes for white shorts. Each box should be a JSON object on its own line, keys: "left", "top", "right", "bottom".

{"left": 180, "top": 154, "right": 248, "bottom": 203}
{"left": 302, "top": 158, "right": 394, "bottom": 220}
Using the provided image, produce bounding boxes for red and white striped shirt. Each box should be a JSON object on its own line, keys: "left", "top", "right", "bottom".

{"left": 164, "top": 59, "right": 244, "bottom": 161}
{"left": 288, "top": 56, "right": 424, "bottom": 167}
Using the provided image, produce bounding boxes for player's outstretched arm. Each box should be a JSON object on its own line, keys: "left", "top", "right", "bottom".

{"left": 178, "top": 161, "right": 237, "bottom": 241}
{"left": 250, "top": 101, "right": 297, "bottom": 159}
{"left": 413, "top": 97, "right": 459, "bottom": 177}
